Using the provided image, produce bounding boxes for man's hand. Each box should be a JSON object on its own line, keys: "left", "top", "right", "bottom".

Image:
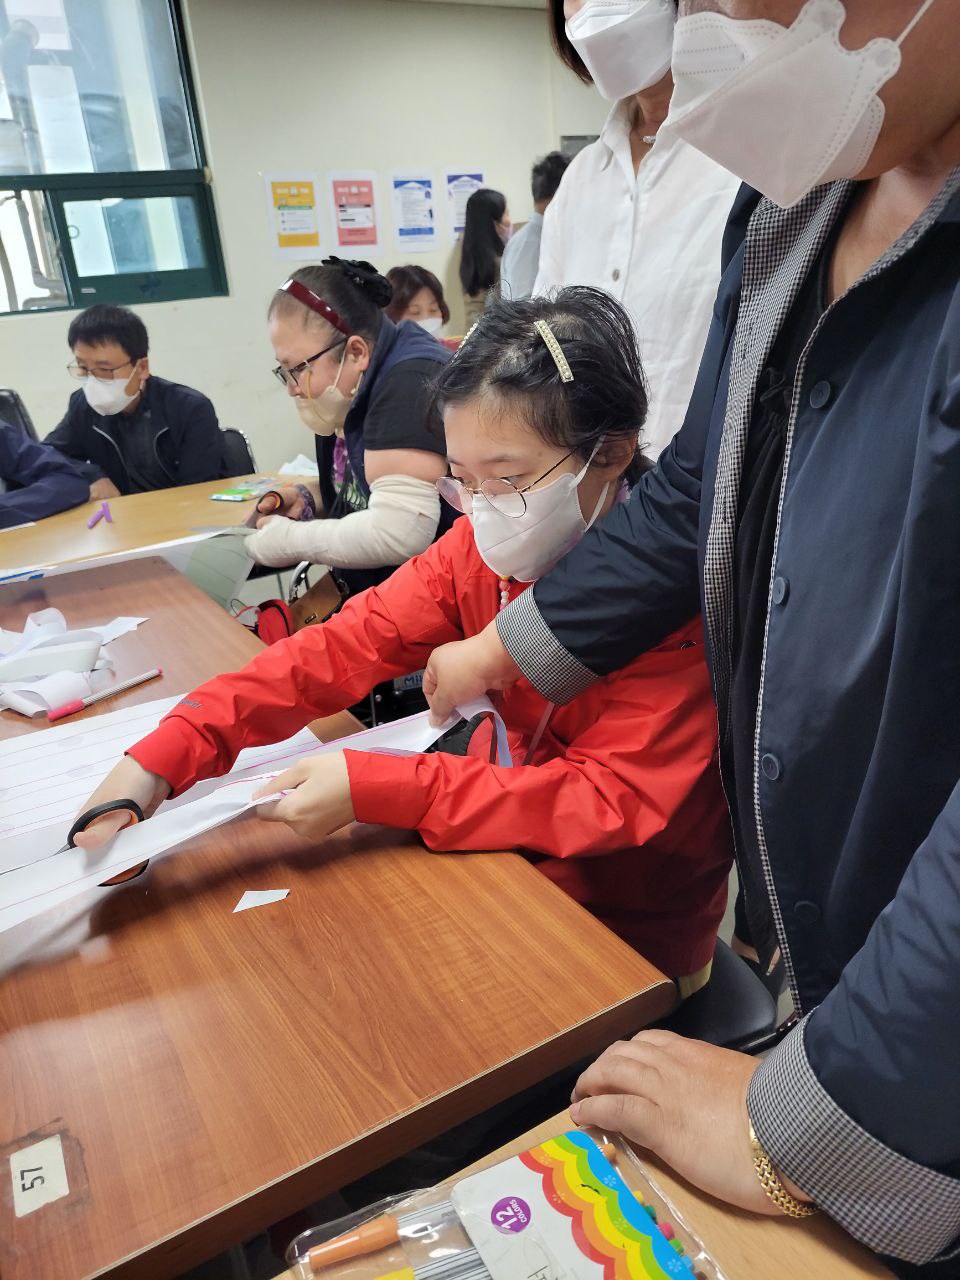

{"left": 423, "top": 623, "right": 522, "bottom": 726}
{"left": 570, "top": 1031, "right": 810, "bottom": 1215}
{"left": 89, "top": 478, "right": 121, "bottom": 501}
{"left": 253, "top": 751, "right": 355, "bottom": 842}
{"left": 71, "top": 756, "right": 172, "bottom": 850}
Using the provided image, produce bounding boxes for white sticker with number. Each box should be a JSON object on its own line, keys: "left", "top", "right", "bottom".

{"left": 10, "top": 1134, "right": 69, "bottom": 1217}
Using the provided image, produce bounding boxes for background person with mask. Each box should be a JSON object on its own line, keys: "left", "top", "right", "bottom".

{"left": 459, "top": 187, "right": 511, "bottom": 325}
{"left": 68, "top": 288, "right": 733, "bottom": 991}
{"left": 384, "top": 264, "right": 450, "bottom": 334}
{"left": 422, "top": 1, "right": 960, "bottom": 1273}
{"left": 245, "top": 258, "right": 453, "bottom": 598}
{"left": 45, "top": 303, "right": 225, "bottom": 497}
{"left": 537, "top": 0, "right": 740, "bottom": 458}
{"left": 500, "top": 150, "right": 570, "bottom": 301}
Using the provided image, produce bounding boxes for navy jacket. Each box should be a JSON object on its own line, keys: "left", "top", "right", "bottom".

{"left": 45, "top": 375, "right": 224, "bottom": 493}
{"left": 0, "top": 422, "right": 89, "bottom": 529}
{"left": 500, "top": 177, "right": 960, "bottom": 1270}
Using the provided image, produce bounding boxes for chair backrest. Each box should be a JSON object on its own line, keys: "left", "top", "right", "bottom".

{"left": 0, "top": 388, "right": 38, "bottom": 441}
{"left": 220, "top": 426, "right": 256, "bottom": 476}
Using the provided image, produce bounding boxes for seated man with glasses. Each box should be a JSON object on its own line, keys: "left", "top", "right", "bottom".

{"left": 45, "top": 303, "right": 225, "bottom": 498}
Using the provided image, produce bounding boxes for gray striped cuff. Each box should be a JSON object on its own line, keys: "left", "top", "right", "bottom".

{"left": 495, "top": 588, "right": 596, "bottom": 705}
{"left": 748, "top": 1015, "right": 960, "bottom": 1265}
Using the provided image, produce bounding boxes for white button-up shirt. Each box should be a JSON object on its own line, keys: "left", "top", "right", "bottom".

{"left": 534, "top": 103, "right": 742, "bottom": 458}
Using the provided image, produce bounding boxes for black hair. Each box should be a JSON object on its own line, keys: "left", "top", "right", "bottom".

{"left": 431, "top": 286, "right": 652, "bottom": 486}
{"left": 67, "top": 304, "right": 149, "bottom": 360}
{"left": 268, "top": 257, "right": 392, "bottom": 343}
{"left": 385, "top": 264, "right": 450, "bottom": 325}
{"left": 459, "top": 188, "right": 507, "bottom": 298}
{"left": 549, "top": 0, "right": 679, "bottom": 83}
{"left": 531, "top": 150, "right": 570, "bottom": 204}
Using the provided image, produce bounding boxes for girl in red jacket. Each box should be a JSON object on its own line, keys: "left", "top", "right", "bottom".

{"left": 77, "top": 287, "right": 731, "bottom": 985}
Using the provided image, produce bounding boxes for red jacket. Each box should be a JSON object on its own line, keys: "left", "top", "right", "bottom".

{"left": 131, "top": 518, "right": 732, "bottom": 977}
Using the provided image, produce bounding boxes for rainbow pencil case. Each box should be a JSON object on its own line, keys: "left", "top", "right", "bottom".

{"left": 286, "top": 1130, "right": 724, "bottom": 1280}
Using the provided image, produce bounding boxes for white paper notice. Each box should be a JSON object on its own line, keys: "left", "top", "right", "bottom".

{"left": 0, "top": 697, "right": 509, "bottom": 935}
{"left": 445, "top": 168, "right": 485, "bottom": 239}
{"left": 10, "top": 1134, "right": 69, "bottom": 1218}
{"left": 233, "top": 889, "right": 289, "bottom": 913}
{"left": 390, "top": 173, "right": 437, "bottom": 252}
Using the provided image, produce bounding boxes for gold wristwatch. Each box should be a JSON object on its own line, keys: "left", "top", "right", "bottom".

{"left": 749, "top": 1123, "right": 818, "bottom": 1219}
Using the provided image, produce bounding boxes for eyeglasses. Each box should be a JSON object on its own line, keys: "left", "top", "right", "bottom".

{"left": 67, "top": 359, "right": 135, "bottom": 380}
{"left": 436, "top": 450, "right": 579, "bottom": 518}
{"left": 272, "top": 338, "right": 346, "bottom": 389}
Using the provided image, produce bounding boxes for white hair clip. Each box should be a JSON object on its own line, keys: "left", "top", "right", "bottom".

{"left": 534, "top": 319, "right": 574, "bottom": 383}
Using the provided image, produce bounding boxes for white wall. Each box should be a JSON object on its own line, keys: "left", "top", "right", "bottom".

{"left": 0, "top": 0, "right": 608, "bottom": 470}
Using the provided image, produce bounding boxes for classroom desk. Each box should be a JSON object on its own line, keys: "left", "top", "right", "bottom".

{"left": 0, "top": 561, "right": 674, "bottom": 1280}
{"left": 0, "top": 473, "right": 284, "bottom": 577}
{"left": 279, "top": 1112, "right": 892, "bottom": 1280}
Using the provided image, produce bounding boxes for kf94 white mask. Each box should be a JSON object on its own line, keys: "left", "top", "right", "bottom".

{"left": 416, "top": 316, "right": 444, "bottom": 335}
{"left": 467, "top": 439, "right": 609, "bottom": 584}
{"left": 661, "top": 0, "right": 938, "bottom": 209}
{"left": 82, "top": 373, "right": 139, "bottom": 416}
{"left": 565, "top": 0, "right": 676, "bottom": 102}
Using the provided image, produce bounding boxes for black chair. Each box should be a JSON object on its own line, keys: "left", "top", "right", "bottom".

{"left": 654, "top": 938, "right": 782, "bottom": 1052}
{"left": 220, "top": 426, "right": 256, "bottom": 476}
{"left": 0, "top": 388, "right": 39, "bottom": 441}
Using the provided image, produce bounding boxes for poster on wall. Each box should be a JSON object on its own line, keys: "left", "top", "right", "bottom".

{"left": 445, "top": 169, "right": 485, "bottom": 240}
{"left": 390, "top": 173, "right": 437, "bottom": 253}
{"left": 263, "top": 172, "right": 321, "bottom": 260}
{"left": 328, "top": 170, "right": 380, "bottom": 250}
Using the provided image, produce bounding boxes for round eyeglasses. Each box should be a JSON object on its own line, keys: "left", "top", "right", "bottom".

{"left": 436, "top": 450, "right": 578, "bottom": 519}
{"left": 67, "top": 359, "right": 135, "bottom": 380}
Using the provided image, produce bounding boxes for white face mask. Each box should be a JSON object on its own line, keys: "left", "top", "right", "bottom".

{"left": 565, "top": 0, "right": 676, "bottom": 101}
{"left": 466, "top": 439, "right": 609, "bottom": 583}
{"left": 295, "top": 347, "right": 361, "bottom": 437}
{"left": 82, "top": 371, "right": 139, "bottom": 416}
{"left": 415, "top": 315, "right": 444, "bottom": 335}
{"left": 662, "top": 0, "right": 938, "bottom": 210}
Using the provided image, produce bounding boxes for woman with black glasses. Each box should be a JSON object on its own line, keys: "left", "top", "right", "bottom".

{"left": 245, "top": 257, "right": 454, "bottom": 599}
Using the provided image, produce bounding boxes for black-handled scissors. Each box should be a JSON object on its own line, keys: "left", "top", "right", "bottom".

{"left": 66, "top": 799, "right": 150, "bottom": 886}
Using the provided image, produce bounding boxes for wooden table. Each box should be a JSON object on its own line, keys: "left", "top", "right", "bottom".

{"left": 283, "top": 1112, "right": 891, "bottom": 1280}
{"left": 0, "top": 474, "right": 279, "bottom": 578}
{"left": 0, "top": 562, "right": 674, "bottom": 1280}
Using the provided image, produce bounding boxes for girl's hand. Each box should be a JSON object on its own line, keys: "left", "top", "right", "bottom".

{"left": 423, "top": 624, "right": 522, "bottom": 726}
{"left": 253, "top": 751, "right": 355, "bottom": 842}
{"left": 71, "top": 757, "right": 172, "bottom": 850}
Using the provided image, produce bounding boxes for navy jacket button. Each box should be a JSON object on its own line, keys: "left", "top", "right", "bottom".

{"left": 772, "top": 575, "right": 789, "bottom": 605}
{"left": 794, "top": 900, "right": 821, "bottom": 924}
{"left": 809, "top": 380, "right": 833, "bottom": 409}
{"left": 760, "top": 753, "right": 782, "bottom": 780}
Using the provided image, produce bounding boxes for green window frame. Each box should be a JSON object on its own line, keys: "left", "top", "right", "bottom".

{"left": 0, "top": 0, "right": 226, "bottom": 315}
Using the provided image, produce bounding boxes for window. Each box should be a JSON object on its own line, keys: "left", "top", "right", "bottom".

{"left": 0, "top": 0, "right": 226, "bottom": 314}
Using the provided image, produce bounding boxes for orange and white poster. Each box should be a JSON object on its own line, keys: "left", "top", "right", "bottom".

{"left": 263, "top": 172, "right": 321, "bottom": 260}
{"left": 328, "top": 170, "right": 379, "bottom": 250}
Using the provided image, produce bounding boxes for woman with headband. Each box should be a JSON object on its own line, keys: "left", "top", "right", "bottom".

{"left": 73, "top": 288, "right": 732, "bottom": 990}
{"left": 244, "top": 257, "right": 455, "bottom": 597}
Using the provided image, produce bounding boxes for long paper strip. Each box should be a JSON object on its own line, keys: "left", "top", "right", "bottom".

{"left": 0, "top": 696, "right": 509, "bottom": 934}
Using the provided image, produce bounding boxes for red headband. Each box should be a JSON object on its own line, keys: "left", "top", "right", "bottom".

{"left": 280, "top": 278, "right": 352, "bottom": 337}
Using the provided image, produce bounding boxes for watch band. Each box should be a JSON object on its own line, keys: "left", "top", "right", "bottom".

{"left": 748, "top": 1123, "right": 818, "bottom": 1219}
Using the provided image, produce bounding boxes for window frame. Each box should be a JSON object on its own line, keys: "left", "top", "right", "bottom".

{"left": 0, "top": 0, "right": 227, "bottom": 316}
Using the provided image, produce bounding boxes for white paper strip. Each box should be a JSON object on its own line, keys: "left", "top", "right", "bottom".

{"left": 233, "top": 888, "right": 289, "bottom": 913}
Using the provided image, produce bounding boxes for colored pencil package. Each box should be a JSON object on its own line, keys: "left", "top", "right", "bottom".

{"left": 286, "top": 1129, "right": 724, "bottom": 1280}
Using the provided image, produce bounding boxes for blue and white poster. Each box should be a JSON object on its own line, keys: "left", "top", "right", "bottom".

{"left": 390, "top": 173, "right": 437, "bottom": 252}
{"left": 445, "top": 169, "right": 485, "bottom": 241}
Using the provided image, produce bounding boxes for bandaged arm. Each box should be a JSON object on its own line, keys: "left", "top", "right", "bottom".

{"left": 245, "top": 473, "right": 441, "bottom": 569}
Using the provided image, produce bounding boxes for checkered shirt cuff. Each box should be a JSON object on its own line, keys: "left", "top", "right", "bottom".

{"left": 748, "top": 1015, "right": 960, "bottom": 1265}
{"left": 495, "top": 588, "right": 597, "bottom": 705}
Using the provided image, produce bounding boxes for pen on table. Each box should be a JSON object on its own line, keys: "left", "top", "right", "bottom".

{"left": 307, "top": 1201, "right": 462, "bottom": 1271}
{"left": 102, "top": 500, "right": 112, "bottom": 523}
{"left": 47, "top": 667, "right": 163, "bottom": 722}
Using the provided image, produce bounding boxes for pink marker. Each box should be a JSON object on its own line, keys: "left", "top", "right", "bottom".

{"left": 48, "top": 668, "right": 163, "bottom": 722}
{"left": 102, "top": 500, "right": 112, "bottom": 523}
{"left": 87, "top": 506, "right": 104, "bottom": 529}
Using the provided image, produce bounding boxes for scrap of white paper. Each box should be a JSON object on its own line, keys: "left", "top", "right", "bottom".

{"left": 233, "top": 889, "right": 289, "bottom": 913}
{"left": 0, "top": 697, "right": 509, "bottom": 935}
{"left": 0, "top": 669, "right": 96, "bottom": 718}
{"left": 10, "top": 1134, "right": 69, "bottom": 1218}
{"left": 0, "top": 611, "right": 145, "bottom": 682}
